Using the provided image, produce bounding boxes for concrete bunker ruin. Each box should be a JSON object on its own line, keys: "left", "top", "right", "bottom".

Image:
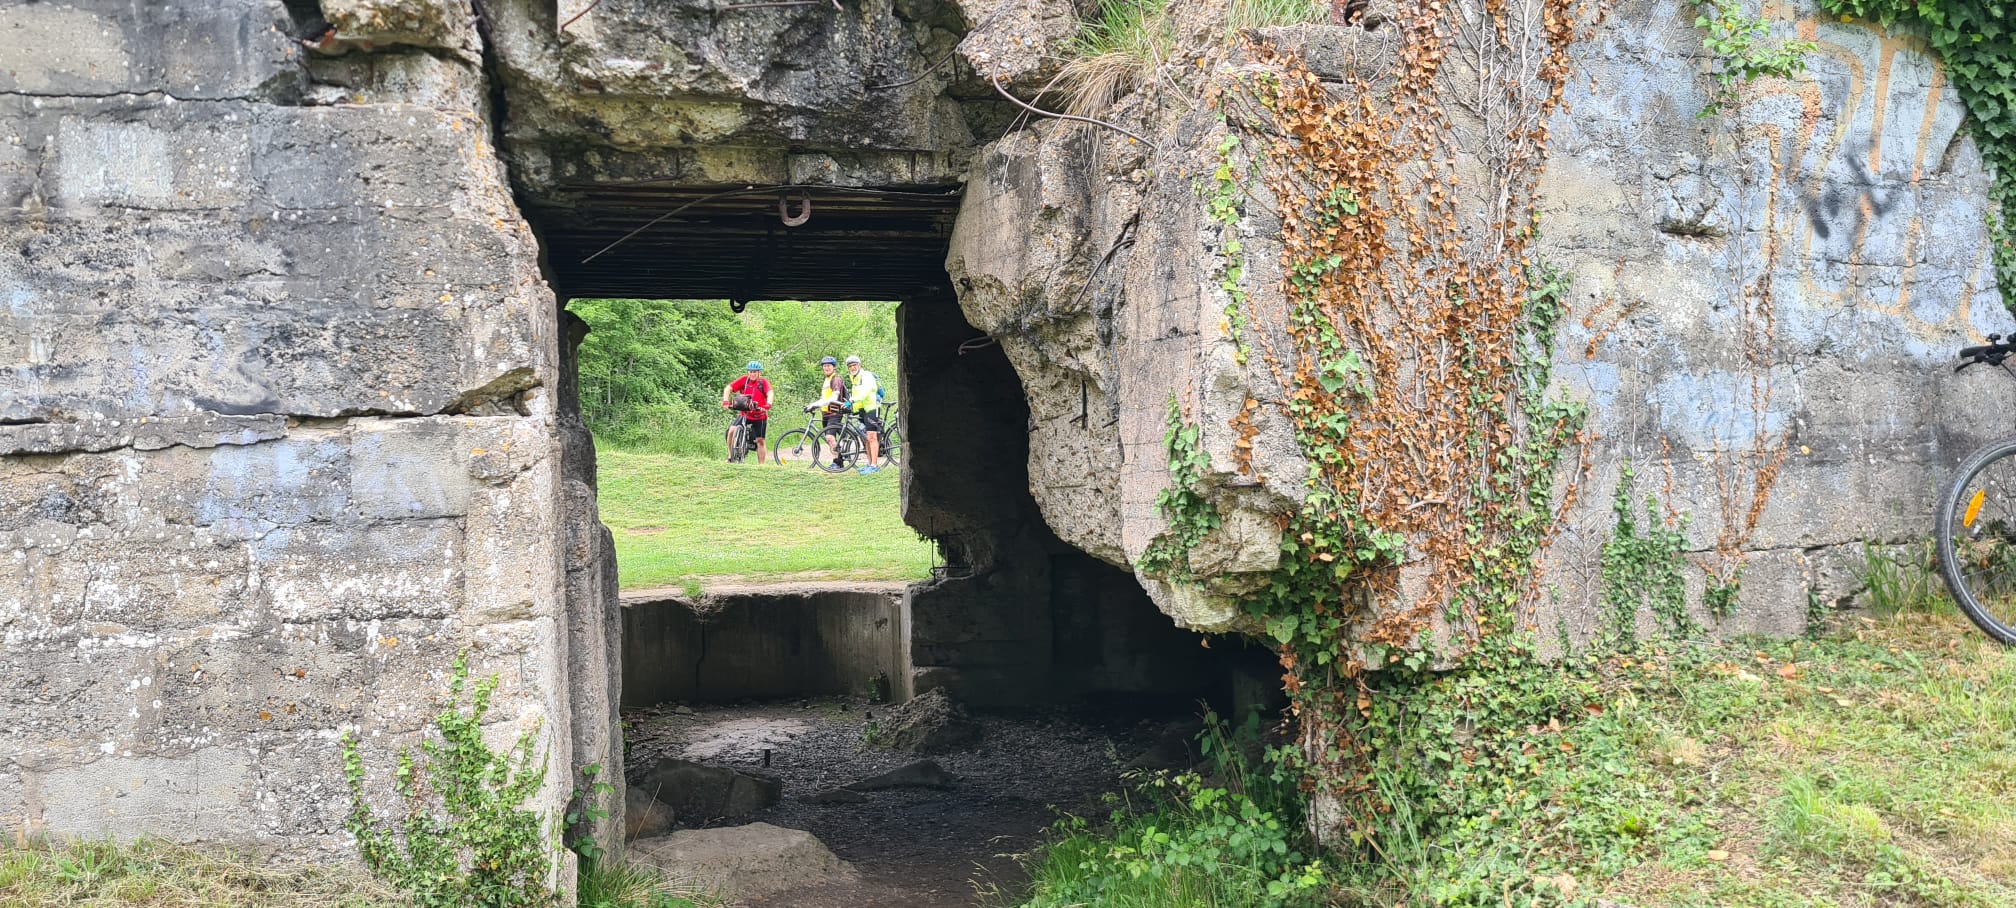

{"left": 2, "top": 0, "right": 2006, "bottom": 871}
{"left": 520, "top": 177, "right": 1269, "bottom": 712}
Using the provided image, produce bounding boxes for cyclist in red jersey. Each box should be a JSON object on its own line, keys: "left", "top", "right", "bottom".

{"left": 721, "top": 361, "right": 772, "bottom": 464}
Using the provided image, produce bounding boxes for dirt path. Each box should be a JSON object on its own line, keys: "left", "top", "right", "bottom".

{"left": 623, "top": 698, "right": 1188, "bottom": 906}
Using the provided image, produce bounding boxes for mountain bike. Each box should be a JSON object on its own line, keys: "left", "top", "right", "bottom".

{"left": 726, "top": 412, "right": 758, "bottom": 464}
{"left": 851, "top": 405, "right": 903, "bottom": 467}
{"left": 774, "top": 409, "right": 866, "bottom": 474}
{"left": 1936, "top": 334, "right": 2016, "bottom": 644}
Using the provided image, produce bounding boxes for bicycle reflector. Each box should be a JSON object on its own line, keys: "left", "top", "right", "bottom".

{"left": 1966, "top": 489, "right": 1987, "bottom": 528}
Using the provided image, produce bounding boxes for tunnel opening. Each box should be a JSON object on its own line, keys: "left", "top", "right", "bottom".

{"left": 525, "top": 178, "right": 1274, "bottom": 713}
{"left": 523, "top": 178, "right": 1280, "bottom": 904}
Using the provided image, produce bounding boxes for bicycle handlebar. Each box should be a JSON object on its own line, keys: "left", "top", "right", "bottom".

{"left": 1957, "top": 334, "right": 2016, "bottom": 372}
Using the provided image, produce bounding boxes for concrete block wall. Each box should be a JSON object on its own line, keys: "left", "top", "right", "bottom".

{"left": 621, "top": 584, "right": 909, "bottom": 706}
{"left": 0, "top": 0, "right": 615, "bottom": 861}
{"left": 1537, "top": 3, "right": 2010, "bottom": 641}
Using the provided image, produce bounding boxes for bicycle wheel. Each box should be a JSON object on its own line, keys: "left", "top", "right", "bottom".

{"left": 879, "top": 422, "right": 903, "bottom": 466}
{"left": 727, "top": 422, "right": 750, "bottom": 464}
{"left": 774, "top": 428, "right": 819, "bottom": 468}
{"left": 1936, "top": 437, "right": 2016, "bottom": 644}
{"left": 819, "top": 426, "right": 866, "bottom": 474}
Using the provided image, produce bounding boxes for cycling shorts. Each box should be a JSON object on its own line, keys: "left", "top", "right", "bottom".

{"left": 856, "top": 411, "right": 884, "bottom": 434}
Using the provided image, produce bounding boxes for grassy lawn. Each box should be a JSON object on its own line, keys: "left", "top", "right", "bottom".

{"left": 0, "top": 838, "right": 723, "bottom": 908}
{"left": 597, "top": 449, "right": 936, "bottom": 591}
{"left": 1592, "top": 607, "right": 2016, "bottom": 907}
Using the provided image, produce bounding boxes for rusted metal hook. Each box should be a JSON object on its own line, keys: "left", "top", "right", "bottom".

{"left": 779, "top": 193, "right": 812, "bottom": 227}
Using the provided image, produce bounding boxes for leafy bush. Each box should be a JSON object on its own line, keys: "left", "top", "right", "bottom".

{"left": 342, "top": 656, "right": 554, "bottom": 908}
{"left": 1004, "top": 712, "right": 1328, "bottom": 908}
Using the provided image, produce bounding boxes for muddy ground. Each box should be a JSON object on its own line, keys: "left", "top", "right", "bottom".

{"left": 622, "top": 696, "right": 1200, "bottom": 907}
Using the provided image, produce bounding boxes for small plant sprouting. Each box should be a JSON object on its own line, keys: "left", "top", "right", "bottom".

{"left": 1687, "top": 0, "right": 1817, "bottom": 117}
{"left": 341, "top": 654, "right": 555, "bottom": 908}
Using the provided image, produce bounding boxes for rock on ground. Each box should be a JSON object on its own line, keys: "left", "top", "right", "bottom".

{"left": 874, "top": 688, "right": 983, "bottom": 755}
{"left": 845, "top": 759, "right": 959, "bottom": 792}
{"left": 634, "top": 758, "right": 782, "bottom": 823}
{"left": 624, "top": 785, "right": 676, "bottom": 841}
{"left": 630, "top": 823, "right": 856, "bottom": 901}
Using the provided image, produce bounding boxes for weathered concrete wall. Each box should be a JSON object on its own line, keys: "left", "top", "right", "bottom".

{"left": 621, "top": 583, "right": 909, "bottom": 706}
{"left": 1538, "top": 3, "right": 2010, "bottom": 641}
{"left": 0, "top": 0, "right": 617, "bottom": 862}
{"left": 945, "top": 1, "right": 2006, "bottom": 640}
{"left": 487, "top": 0, "right": 985, "bottom": 192}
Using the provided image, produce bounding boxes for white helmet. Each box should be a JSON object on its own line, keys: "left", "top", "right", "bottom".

{"left": 845, "top": 355, "right": 862, "bottom": 365}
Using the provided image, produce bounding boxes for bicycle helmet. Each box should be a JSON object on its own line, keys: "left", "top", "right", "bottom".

{"left": 820, "top": 356, "right": 838, "bottom": 366}
{"left": 845, "top": 355, "right": 861, "bottom": 365}
{"left": 746, "top": 361, "right": 762, "bottom": 371}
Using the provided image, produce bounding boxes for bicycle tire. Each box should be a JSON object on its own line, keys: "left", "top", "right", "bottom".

{"left": 727, "top": 421, "right": 750, "bottom": 464}
{"left": 880, "top": 424, "right": 903, "bottom": 466}
{"left": 874, "top": 408, "right": 900, "bottom": 465}
{"left": 774, "top": 428, "right": 819, "bottom": 468}
{"left": 1936, "top": 436, "right": 2016, "bottom": 645}
{"left": 819, "top": 426, "right": 866, "bottom": 474}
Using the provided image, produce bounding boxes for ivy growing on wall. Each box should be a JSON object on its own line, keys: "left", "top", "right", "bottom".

{"left": 1200, "top": 0, "right": 1607, "bottom": 852}
{"left": 1818, "top": 0, "right": 2016, "bottom": 313}
{"left": 1139, "top": 398, "right": 1220, "bottom": 583}
{"left": 1599, "top": 464, "right": 1694, "bottom": 648}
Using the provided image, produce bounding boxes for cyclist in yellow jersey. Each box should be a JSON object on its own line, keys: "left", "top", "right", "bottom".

{"left": 845, "top": 355, "right": 883, "bottom": 473}
{"left": 804, "top": 356, "right": 849, "bottom": 469}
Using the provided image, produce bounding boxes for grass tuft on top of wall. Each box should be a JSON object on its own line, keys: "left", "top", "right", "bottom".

{"left": 597, "top": 450, "right": 936, "bottom": 591}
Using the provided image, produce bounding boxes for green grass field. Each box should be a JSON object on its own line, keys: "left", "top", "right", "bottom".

{"left": 1006, "top": 604, "right": 2016, "bottom": 907}
{"left": 597, "top": 450, "right": 937, "bottom": 591}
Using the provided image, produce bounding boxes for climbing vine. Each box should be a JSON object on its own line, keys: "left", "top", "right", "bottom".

{"left": 1600, "top": 464, "right": 1694, "bottom": 647}
{"left": 1206, "top": 132, "right": 1256, "bottom": 367}
{"left": 1139, "top": 398, "right": 1221, "bottom": 583}
{"left": 1686, "top": 0, "right": 1817, "bottom": 116}
{"left": 1200, "top": 0, "right": 1607, "bottom": 851}
{"left": 1818, "top": 0, "right": 2016, "bottom": 313}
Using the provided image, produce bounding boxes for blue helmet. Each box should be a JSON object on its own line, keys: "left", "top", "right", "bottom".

{"left": 820, "top": 356, "right": 838, "bottom": 366}
{"left": 746, "top": 361, "right": 762, "bottom": 371}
